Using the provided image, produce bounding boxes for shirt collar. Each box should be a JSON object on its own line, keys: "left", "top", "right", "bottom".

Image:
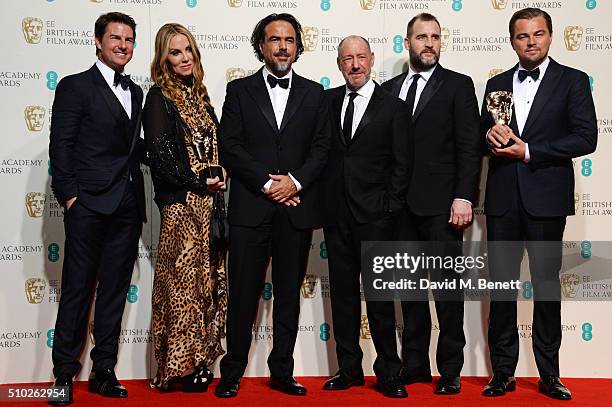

{"left": 345, "top": 78, "right": 375, "bottom": 99}
{"left": 517, "top": 56, "right": 550, "bottom": 79}
{"left": 95, "top": 59, "right": 127, "bottom": 89}
{"left": 408, "top": 63, "right": 437, "bottom": 82}
{"left": 263, "top": 66, "right": 293, "bottom": 88}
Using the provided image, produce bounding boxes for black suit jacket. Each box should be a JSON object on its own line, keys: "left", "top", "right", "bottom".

{"left": 382, "top": 64, "right": 481, "bottom": 216}
{"left": 49, "top": 64, "right": 146, "bottom": 220}
{"left": 321, "top": 83, "right": 412, "bottom": 225}
{"left": 218, "top": 68, "right": 331, "bottom": 229}
{"left": 480, "top": 58, "right": 597, "bottom": 217}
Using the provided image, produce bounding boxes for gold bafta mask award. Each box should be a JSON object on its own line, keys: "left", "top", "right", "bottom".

{"left": 226, "top": 68, "right": 246, "bottom": 82}
{"left": 440, "top": 27, "right": 450, "bottom": 52}
{"left": 22, "top": 17, "right": 43, "bottom": 44}
{"left": 191, "top": 126, "right": 223, "bottom": 181}
{"left": 24, "top": 106, "right": 46, "bottom": 131}
{"left": 560, "top": 273, "right": 580, "bottom": 299}
{"left": 360, "top": 315, "right": 371, "bottom": 339}
{"left": 564, "top": 26, "right": 583, "bottom": 51}
{"left": 360, "top": 0, "right": 376, "bottom": 10}
{"left": 486, "top": 91, "right": 514, "bottom": 148}
{"left": 25, "top": 192, "right": 46, "bottom": 218}
{"left": 301, "top": 274, "right": 318, "bottom": 299}
{"left": 491, "top": 0, "right": 508, "bottom": 10}
{"left": 228, "top": 0, "right": 243, "bottom": 7}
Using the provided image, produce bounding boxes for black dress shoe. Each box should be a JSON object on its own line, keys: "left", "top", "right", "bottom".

{"left": 215, "top": 378, "right": 240, "bottom": 398}
{"left": 323, "top": 370, "right": 365, "bottom": 390}
{"left": 376, "top": 377, "right": 408, "bottom": 398}
{"left": 47, "top": 376, "right": 73, "bottom": 406}
{"left": 482, "top": 373, "right": 516, "bottom": 397}
{"left": 182, "top": 364, "right": 213, "bottom": 393}
{"left": 88, "top": 368, "right": 128, "bottom": 398}
{"left": 538, "top": 376, "right": 572, "bottom": 400}
{"left": 269, "top": 376, "right": 307, "bottom": 396}
{"left": 398, "top": 368, "right": 433, "bottom": 385}
{"left": 434, "top": 375, "right": 461, "bottom": 395}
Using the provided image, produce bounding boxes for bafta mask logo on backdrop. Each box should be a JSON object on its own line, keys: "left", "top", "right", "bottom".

{"left": 560, "top": 273, "right": 580, "bottom": 299}
{"left": 360, "top": 0, "right": 376, "bottom": 10}
{"left": 89, "top": 321, "right": 95, "bottom": 345}
{"left": 90, "top": 0, "right": 104, "bottom": 3}
{"left": 226, "top": 67, "right": 246, "bottom": 82}
{"left": 22, "top": 17, "right": 43, "bottom": 44}
{"left": 490, "top": 0, "right": 508, "bottom": 10}
{"left": 488, "top": 68, "right": 504, "bottom": 79}
{"left": 227, "top": 0, "right": 243, "bottom": 7}
{"left": 24, "top": 106, "right": 46, "bottom": 132}
{"left": 574, "top": 192, "right": 580, "bottom": 212}
{"left": 360, "top": 315, "right": 371, "bottom": 339}
{"left": 440, "top": 27, "right": 450, "bottom": 52}
{"left": 303, "top": 27, "right": 319, "bottom": 52}
{"left": 25, "top": 192, "right": 47, "bottom": 218}
{"left": 25, "top": 278, "right": 47, "bottom": 304}
{"left": 370, "top": 70, "right": 378, "bottom": 83}
{"left": 301, "top": 274, "right": 318, "bottom": 299}
{"left": 564, "top": 26, "right": 584, "bottom": 51}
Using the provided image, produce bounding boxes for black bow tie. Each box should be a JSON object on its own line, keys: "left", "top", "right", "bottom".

{"left": 267, "top": 74, "right": 289, "bottom": 89}
{"left": 518, "top": 68, "right": 540, "bottom": 82}
{"left": 113, "top": 72, "right": 131, "bottom": 90}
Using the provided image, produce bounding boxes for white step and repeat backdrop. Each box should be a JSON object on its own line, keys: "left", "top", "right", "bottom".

{"left": 1, "top": 0, "right": 611, "bottom": 384}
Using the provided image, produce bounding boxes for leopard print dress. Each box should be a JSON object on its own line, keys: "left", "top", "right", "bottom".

{"left": 151, "top": 84, "right": 226, "bottom": 389}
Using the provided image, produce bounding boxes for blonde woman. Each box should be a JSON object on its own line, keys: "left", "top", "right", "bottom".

{"left": 143, "top": 23, "right": 226, "bottom": 392}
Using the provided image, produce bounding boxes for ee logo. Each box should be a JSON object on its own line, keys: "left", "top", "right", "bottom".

{"left": 186, "top": 0, "right": 197, "bottom": 8}
{"left": 319, "top": 241, "right": 327, "bottom": 259}
{"left": 127, "top": 284, "right": 138, "bottom": 303}
{"left": 320, "top": 77, "right": 331, "bottom": 90}
{"left": 580, "top": 241, "right": 592, "bottom": 259}
{"left": 522, "top": 281, "right": 533, "bottom": 299}
{"left": 582, "top": 322, "right": 593, "bottom": 341}
{"left": 320, "top": 0, "right": 331, "bottom": 11}
{"left": 392, "top": 35, "right": 403, "bottom": 54}
{"left": 48, "top": 243, "right": 60, "bottom": 262}
{"left": 452, "top": 0, "right": 462, "bottom": 11}
{"left": 46, "top": 71, "right": 58, "bottom": 90}
{"left": 581, "top": 158, "right": 592, "bottom": 177}
{"left": 262, "top": 282, "right": 273, "bottom": 300}
{"left": 320, "top": 322, "right": 330, "bottom": 341}
{"left": 586, "top": 0, "right": 597, "bottom": 10}
{"left": 47, "top": 329, "right": 54, "bottom": 348}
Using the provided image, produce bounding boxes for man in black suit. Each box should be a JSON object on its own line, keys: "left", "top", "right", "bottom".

{"left": 322, "top": 36, "right": 411, "bottom": 398}
{"left": 480, "top": 8, "right": 596, "bottom": 400}
{"left": 382, "top": 13, "right": 481, "bottom": 395}
{"left": 215, "top": 13, "right": 330, "bottom": 398}
{"left": 48, "top": 12, "right": 145, "bottom": 406}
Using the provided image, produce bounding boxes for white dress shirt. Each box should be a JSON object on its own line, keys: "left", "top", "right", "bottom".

{"left": 261, "top": 67, "right": 301, "bottom": 192}
{"left": 513, "top": 57, "right": 550, "bottom": 162}
{"left": 340, "top": 79, "right": 375, "bottom": 138}
{"left": 398, "top": 64, "right": 437, "bottom": 113}
{"left": 95, "top": 59, "right": 131, "bottom": 118}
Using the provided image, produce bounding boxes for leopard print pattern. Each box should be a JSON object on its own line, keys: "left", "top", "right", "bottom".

{"left": 151, "top": 84, "right": 226, "bottom": 389}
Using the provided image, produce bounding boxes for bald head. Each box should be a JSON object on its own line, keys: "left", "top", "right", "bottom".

{"left": 337, "top": 35, "right": 375, "bottom": 91}
{"left": 337, "top": 35, "right": 371, "bottom": 58}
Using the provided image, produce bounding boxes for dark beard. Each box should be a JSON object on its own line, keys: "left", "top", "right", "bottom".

{"left": 409, "top": 49, "right": 439, "bottom": 71}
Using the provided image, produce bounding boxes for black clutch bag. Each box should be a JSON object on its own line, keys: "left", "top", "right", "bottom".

{"left": 210, "top": 191, "right": 229, "bottom": 252}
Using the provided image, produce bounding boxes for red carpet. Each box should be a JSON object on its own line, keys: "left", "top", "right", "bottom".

{"left": 3, "top": 377, "right": 611, "bottom": 406}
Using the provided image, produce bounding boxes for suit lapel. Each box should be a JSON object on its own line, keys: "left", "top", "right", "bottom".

{"left": 245, "top": 69, "right": 278, "bottom": 133}
{"left": 412, "top": 65, "right": 444, "bottom": 123}
{"left": 90, "top": 65, "right": 130, "bottom": 126}
{"left": 127, "top": 81, "right": 142, "bottom": 148}
{"left": 279, "top": 74, "right": 307, "bottom": 133}
{"left": 331, "top": 87, "right": 346, "bottom": 146}
{"left": 351, "top": 84, "right": 383, "bottom": 144}
{"left": 521, "top": 58, "right": 562, "bottom": 137}
{"left": 389, "top": 71, "right": 408, "bottom": 98}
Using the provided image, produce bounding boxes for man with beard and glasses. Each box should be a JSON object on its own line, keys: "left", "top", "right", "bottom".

{"left": 321, "top": 36, "right": 411, "bottom": 398}
{"left": 215, "top": 13, "right": 331, "bottom": 398}
{"left": 382, "top": 13, "right": 481, "bottom": 395}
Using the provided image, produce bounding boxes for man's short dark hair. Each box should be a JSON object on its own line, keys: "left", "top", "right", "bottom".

{"left": 94, "top": 12, "right": 137, "bottom": 54}
{"left": 250, "top": 13, "right": 304, "bottom": 62}
{"left": 509, "top": 8, "right": 553, "bottom": 38}
{"left": 406, "top": 13, "right": 440, "bottom": 38}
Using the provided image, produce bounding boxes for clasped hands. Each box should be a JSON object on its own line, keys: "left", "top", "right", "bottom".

{"left": 265, "top": 174, "right": 300, "bottom": 207}
{"left": 205, "top": 167, "right": 227, "bottom": 193}
{"left": 487, "top": 124, "right": 526, "bottom": 160}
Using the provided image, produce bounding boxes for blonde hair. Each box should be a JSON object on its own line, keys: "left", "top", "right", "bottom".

{"left": 150, "top": 23, "right": 211, "bottom": 105}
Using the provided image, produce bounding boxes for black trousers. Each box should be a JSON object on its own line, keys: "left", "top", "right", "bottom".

{"left": 220, "top": 207, "right": 312, "bottom": 379}
{"left": 52, "top": 184, "right": 141, "bottom": 378}
{"left": 323, "top": 198, "right": 401, "bottom": 380}
{"left": 396, "top": 207, "right": 465, "bottom": 377}
{"left": 486, "top": 192, "right": 565, "bottom": 378}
